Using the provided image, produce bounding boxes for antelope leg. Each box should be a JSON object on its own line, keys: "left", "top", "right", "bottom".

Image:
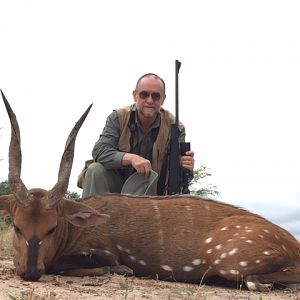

{"left": 60, "top": 265, "right": 133, "bottom": 277}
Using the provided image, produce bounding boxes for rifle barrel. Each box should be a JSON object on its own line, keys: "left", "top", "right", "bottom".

{"left": 175, "top": 60, "right": 181, "bottom": 126}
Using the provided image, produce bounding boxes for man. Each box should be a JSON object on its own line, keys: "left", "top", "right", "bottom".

{"left": 82, "top": 73, "right": 194, "bottom": 197}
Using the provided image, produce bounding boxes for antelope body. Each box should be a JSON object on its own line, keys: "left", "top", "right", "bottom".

{"left": 0, "top": 91, "right": 300, "bottom": 291}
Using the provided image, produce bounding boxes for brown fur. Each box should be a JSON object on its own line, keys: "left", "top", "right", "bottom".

{"left": 2, "top": 191, "right": 300, "bottom": 289}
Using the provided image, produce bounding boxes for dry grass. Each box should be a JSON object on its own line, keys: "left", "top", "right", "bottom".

{"left": 0, "top": 225, "right": 14, "bottom": 258}
{"left": 8, "top": 287, "right": 57, "bottom": 300}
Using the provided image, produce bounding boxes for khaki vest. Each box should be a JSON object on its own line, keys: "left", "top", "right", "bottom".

{"left": 115, "top": 105, "right": 184, "bottom": 177}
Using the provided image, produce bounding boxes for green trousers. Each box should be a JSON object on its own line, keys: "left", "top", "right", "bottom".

{"left": 82, "top": 162, "right": 125, "bottom": 197}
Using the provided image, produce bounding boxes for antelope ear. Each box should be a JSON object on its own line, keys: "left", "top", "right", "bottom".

{"left": 61, "top": 199, "right": 110, "bottom": 227}
{"left": 0, "top": 194, "right": 15, "bottom": 215}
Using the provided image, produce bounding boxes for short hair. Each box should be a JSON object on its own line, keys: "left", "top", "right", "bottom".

{"left": 135, "top": 73, "right": 166, "bottom": 94}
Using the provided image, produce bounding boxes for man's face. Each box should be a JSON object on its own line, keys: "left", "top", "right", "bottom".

{"left": 133, "top": 76, "right": 166, "bottom": 121}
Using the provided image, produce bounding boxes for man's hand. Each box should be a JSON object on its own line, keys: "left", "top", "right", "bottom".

{"left": 180, "top": 150, "right": 195, "bottom": 172}
{"left": 122, "top": 153, "right": 152, "bottom": 177}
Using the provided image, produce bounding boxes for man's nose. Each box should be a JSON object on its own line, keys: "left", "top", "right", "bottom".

{"left": 145, "top": 95, "right": 154, "bottom": 103}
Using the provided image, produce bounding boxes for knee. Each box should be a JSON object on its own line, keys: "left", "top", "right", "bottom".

{"left": 85, "top": 162, "right": 106, "bottom": 180}
{"left": 82, "top": 162, "right": 109, "bottom": 197}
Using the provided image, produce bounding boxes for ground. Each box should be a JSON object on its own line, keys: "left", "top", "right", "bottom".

{"left": 0, "top": 259, "right": 300, "bottom": 300}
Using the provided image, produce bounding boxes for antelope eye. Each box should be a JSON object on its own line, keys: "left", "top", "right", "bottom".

{"left": 14, "top": 224, "right": 22, "bottom": 235}
{"left": 47, "top": 227, "right": 56, "bottom": 236}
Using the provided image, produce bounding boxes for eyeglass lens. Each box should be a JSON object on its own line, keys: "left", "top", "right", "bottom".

{"left": 139, "top": 91, "right": 161, "bottom": 101}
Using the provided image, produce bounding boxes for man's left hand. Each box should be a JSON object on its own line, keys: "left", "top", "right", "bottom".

{"left": 180, "top": 150, "right": 195, "bottom": 172}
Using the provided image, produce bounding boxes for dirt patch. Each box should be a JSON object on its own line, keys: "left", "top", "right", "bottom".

{"left": 0, "top": 259, "right": 299, "bottom": 300}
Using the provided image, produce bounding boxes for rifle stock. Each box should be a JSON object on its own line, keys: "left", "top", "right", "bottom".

{"left": 167, "top": 60, "right": 191, "bottom": 195}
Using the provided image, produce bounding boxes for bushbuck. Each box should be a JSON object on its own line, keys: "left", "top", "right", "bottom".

{"left": 0, "top": 90, "right": 299, "bottom": 291}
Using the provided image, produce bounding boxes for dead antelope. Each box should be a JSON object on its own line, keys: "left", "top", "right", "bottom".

{"left": 0, "top": 91, "right": 300, "bottom": 291}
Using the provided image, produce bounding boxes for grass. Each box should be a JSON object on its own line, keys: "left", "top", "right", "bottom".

{"left": 170, "top": 286, "right": 194, "bottom": 298}
{"left": 8, "top": 288, "right": 57, "bottom": 300}
{"left": 0, "top": 224, "right": 14, "bottom": 258}
{"left": 119, "top": 281, "right": 131, "bottom": 290}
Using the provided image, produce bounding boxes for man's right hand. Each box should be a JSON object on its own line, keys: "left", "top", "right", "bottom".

{"left": 122, "top": 153, "right": 152, "bottom": 177}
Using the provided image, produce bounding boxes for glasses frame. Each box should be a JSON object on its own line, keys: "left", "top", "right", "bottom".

{"left": 138, "top": 90, "right": 162, "bottom": 101}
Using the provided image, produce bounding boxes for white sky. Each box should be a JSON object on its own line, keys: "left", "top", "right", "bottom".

{"left": 1, "top": 0, "right": 299, "bottom": 239}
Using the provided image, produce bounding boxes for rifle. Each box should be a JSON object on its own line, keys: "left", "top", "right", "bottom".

{"left": 167, "top": 60, "right": 191, "bottom": 195}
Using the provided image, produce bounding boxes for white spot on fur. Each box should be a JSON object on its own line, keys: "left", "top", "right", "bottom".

{"left": 202, "top": 259, "right": 206, "bottom": 264}
{"left": 239, "top": 261, "right": 248, "bottom": 267}
{"left": 282, "top": 268, "right": 289, "bottom": 272}
{"left": 206, "top": 249, "right": 213, "bottom": 254}
{"left": 263, "top": 251, "right": 271, "bottom": 256}
{"left": 245, "top": 240, "right": 253, "bottom": 244}
{"left": 219, "top": 270, "right": 227, "bottom": 275}
{"left": 233, "top": 233, "right": 239, "bottom": 237}
{"left": 214, "top": 259, "right": 221, "bottom": 265}
{"left": 205, "top": 237, "right": 213, "bottom": 244}
{"left": 274, "top": 234, "right": 280, "bottom": 240}
{"left": 192, "top": 259, "right": 202, "bottom": 266}
{"left": 39, "top": 241, "right": 43, "bottom": 246}
{"left": 103, "top": 250, "right": 113, "bottom": 255}
{"left": 255, "top": 260, "right": 261, "bottom": 264}
{"left": 215, "top": 244, "right": 223, "bottom": 250}
{"left": 129, "top": 255, "right": 136, "bottom": 261}
{"left": 184, "top": 205, "right": 192, "bottom": 211}
{"left": 229, "top": 270, "right": 239, "bottom": 275}
{"left": 117, "top": 245, "right": 124, "bottom": 251}
{"left": 263, "top": 229, "right": 270, "bottom": 234}
{"left": 152, "top": 204, "right": 159, "bottom": 210}
{"left": 220, "top": 253, "right": 227, "bottom": 259}
{"left": 258, "top": 234, "right": 264, "bottom": 238}
{"left": 183, "top": 266, "right": 194, "bottom": 272}
{"left": 235, "top": 225, "right": 241, "bottom": 229}
{"left": 246, "top": 229, "right": 252, "bottom": 233}
{"left": 124, "top": 248, "right": 131, "bottom": 254}
{"left": 240, "top": 236, "right": 247, "bottom": 239}
{"left": 161, "top": 265, "right": 173, "bottom": 272}
{"left": 139, "top": 260, "right": 147, "bottom": 266}
{"left": 282, "top": 245, "right": 287, "bottom": 251}
{"left": 227, "top": 239, "right": 233, "bottom": 242}
{"left": 228, "top": 248, "right": 238, "bottom": 256}
{"left": 221, "top": 226, "right": 228, "bottom": 231}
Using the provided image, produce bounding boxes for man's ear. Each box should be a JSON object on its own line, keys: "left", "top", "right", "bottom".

{"left": 132, "top": 90, "right": 137, "bottom": 103}
{"left": 161, "top": 94, "right": 166, "bottom": 105}
{"left": 61, "top": 199, "right": 110, "bottom": 228}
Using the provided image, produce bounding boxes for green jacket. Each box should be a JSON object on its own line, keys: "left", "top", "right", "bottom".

{"left": 93, "top": 104, "right": 185, "bottom": 195}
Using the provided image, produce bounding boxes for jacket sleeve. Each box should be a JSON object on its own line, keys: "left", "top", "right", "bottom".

{"left": 92, "top": 111, "right": 125, "bottom": 169}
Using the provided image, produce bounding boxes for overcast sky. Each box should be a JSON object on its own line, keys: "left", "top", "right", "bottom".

{"left": 0, "top": 0, "right": 299, "bottom": 240}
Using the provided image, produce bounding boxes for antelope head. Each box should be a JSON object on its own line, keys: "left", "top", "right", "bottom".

{"left": 0, "top": 90, "right": 107, "bottom": 281}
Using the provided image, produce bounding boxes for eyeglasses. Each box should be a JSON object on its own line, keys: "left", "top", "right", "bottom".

{"left": 138, "top": 91, "right": 162, "bottom": 101}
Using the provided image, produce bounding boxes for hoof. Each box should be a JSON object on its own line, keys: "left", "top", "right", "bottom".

{"left": 110, "top": 265, "right": 133, "bottom": 276}
{"left": 245, "top": 275, "right": 272, "bottom": 292}
{"left": 285, "top": 283, "right": 300, "bottom": 291}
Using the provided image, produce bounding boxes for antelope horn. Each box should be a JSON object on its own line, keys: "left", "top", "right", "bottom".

{"left": 1, "top": 90, "right": 30, "bottom": 207}
{"left": 47, "top": 103, "right": 93, "bottom": 209}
